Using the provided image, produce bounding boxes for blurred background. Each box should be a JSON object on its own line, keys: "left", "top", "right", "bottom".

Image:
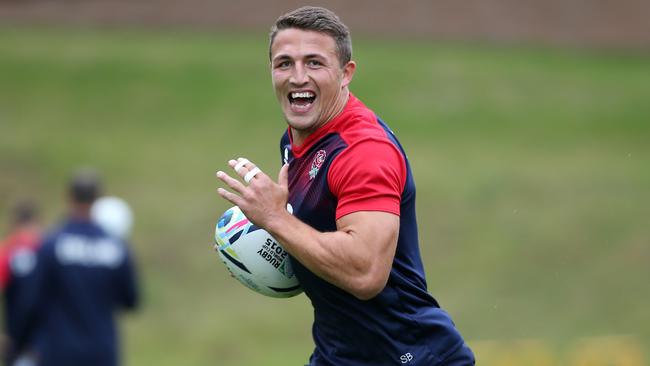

{"left": 1, "top": 0, "right": 648, "bottom": 365}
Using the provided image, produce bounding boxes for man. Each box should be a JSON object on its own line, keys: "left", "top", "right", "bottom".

{"left": 13, "top": 170, "right": 139, "bottom": 366}
{"left": 0, "top": 201, "right": 41, "bottom": 365}
{"left": 216, "top": 6, "right": 474, "bottom": 366}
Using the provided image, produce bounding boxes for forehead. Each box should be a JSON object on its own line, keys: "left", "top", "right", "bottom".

{"left": 271, "top": 28, "right": 338, "bottom": 60}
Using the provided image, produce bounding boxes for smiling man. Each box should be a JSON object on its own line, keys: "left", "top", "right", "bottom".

{"left": 216, "top": 6, "right": 474, "bottom": 366}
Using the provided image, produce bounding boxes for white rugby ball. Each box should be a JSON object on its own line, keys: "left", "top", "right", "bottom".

{"left": 214, "top": 206, "right": 302, "bottom": 298}
{"left": 91, "top": 196, "right": 134, "bottom": 240}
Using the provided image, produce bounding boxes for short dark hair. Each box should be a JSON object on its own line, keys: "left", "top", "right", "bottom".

{"left": 269, "top": 6, "right": 352, "bottom": 67}
{"left": 69, "top": 169, "right": 101, "bottom": 204}
{"left": 11, "top": 200, "right": 38, "bottom": 226}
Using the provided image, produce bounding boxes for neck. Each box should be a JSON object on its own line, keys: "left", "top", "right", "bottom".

{"left": 70, "top": 202, "right": 92, "bottom": 221}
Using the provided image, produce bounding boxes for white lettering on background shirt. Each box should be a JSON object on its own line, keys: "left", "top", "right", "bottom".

{"left": 55, "top": 234, "right": 124, "bottom": 268}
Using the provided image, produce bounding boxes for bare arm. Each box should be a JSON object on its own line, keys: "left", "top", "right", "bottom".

{"left": 216, "top": 159, "right": 399, "bottom": 300}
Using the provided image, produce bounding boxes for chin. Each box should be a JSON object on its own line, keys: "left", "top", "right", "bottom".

{"left": 284, "top": 113, "right": 314, "bottom": 130}
{"left": 287, "top": 119, "right": 314, "bottom": 131}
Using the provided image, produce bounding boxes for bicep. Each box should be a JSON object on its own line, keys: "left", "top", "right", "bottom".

{"left": 337, "top": 211, "right": 399, "bottom": 275}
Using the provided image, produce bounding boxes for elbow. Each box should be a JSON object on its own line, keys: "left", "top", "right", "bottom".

{"left": 353, "top": 287, "right": 384, "bottom": 301}
{"left": 347, "top": 271, "right": 389, "bottom": 301}
{"left": 121, "top": 292, "right": 139, "bottom": 310}
{"left": 124, "top": 299, "right": 138, "bottom": 310}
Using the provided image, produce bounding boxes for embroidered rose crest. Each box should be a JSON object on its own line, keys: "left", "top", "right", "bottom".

{"left": 309, "top": 150, "right": 327, "bottom": 180}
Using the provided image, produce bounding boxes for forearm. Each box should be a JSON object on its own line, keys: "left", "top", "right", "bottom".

{"left": 265, "top": 211, "right": 389, "bottom": 300}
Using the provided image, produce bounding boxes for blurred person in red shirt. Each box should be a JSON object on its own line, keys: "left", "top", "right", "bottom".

{"left": 0, "top": 200, "right": 42, "bottom": 366}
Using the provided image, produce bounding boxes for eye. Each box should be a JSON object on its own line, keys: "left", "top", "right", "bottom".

{"left": 307, "top": 59, "right": 322, "bottom": 67}
{"left": 275, "top": 60, "right": 292, "bottom": 69}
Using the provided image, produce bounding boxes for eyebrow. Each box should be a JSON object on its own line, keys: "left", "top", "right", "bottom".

{"left": 272, "top": 53, "right": 327, "bottom": 63}
{"left": 272, "top": 54, "right": 292, "bottom": 63}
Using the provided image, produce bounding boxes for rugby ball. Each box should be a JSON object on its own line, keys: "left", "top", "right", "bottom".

{"left": 91, "top": 196, "right": 134, "bottom": 240}
{"left": 214, "top": 206, "right": 302, "bottom": 298}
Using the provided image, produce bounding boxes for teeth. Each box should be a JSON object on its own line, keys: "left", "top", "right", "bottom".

{"left": 291, "top": 92, "right": 315, "bottom": 99}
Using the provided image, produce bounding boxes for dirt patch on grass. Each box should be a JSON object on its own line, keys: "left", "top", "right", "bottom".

{"left": 1, "top": 0, "right": 648, "bottom": 48}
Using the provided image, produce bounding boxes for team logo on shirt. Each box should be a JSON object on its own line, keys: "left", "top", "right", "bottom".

{"left": 309, "top": 150, "right": 327, "bottom": 180}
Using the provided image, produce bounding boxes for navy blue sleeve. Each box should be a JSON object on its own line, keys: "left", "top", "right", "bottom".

{"left": 11, "top": 243, "right": 53, "bottom": 352}
{"left": 114, "top": 244, "right": 139, "bottom": 310}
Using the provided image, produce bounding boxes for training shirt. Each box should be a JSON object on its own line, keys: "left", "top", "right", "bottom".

{"left": 14, "top": 218, "right": 139, "bottom": 366}
{"left": 0, "top": 228, "right": 41, "bottom": 360}
{"left": 280, "top": 94, "right": 466, "bottom": 366}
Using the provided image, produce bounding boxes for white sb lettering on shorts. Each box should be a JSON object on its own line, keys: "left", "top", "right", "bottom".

{"left": 400, "top": 352, "right": 414, "bottom": 364}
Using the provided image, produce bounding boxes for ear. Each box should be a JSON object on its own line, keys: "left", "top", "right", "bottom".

{"left": 341, "top": 61, "right": 356, "bottom": 89}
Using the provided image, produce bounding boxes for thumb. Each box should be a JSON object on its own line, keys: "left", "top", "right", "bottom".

{"left": 278, "top": 163, "right": 289, "bottom": 189}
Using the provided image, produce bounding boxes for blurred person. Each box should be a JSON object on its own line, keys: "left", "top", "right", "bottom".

{"left": 216, "top": 6, "right": 474, "bottom": 366}
{"left": 13, "top": 170, "right": 139, "bottom": 366}
{"left": 0, "top": 201, "right": 42, "bottom": 366}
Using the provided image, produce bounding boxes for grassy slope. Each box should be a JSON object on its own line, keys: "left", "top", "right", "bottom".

{"left": 1, "top": 27, "right": 649, "bottom": 365}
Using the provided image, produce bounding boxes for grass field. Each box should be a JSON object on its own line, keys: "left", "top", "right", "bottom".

{"left": 1, "top": 26, "right": 649, "bottom": 365}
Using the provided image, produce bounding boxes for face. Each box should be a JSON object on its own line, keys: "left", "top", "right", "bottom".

{"left": 270, "top": 28, "right": 355, "bottom": 144}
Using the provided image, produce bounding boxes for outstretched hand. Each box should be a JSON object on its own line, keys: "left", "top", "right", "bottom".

{"left": 216, "top": 157, "right": 289, "bottom": 229}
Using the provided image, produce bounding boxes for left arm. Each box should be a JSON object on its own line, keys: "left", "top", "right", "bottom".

{"left": 11, "top": 244, "right": 50, "bottom": 354}
{"left": 216, "top": 161, "right": 399, "bottom": 300}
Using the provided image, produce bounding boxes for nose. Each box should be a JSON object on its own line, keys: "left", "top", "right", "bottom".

{"left": 289, "top": 63, "right": 309, "bottom": 86}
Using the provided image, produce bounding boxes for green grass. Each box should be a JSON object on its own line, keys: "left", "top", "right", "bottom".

{"left": 1, "top": 26, "right": 649, "bottom": 365}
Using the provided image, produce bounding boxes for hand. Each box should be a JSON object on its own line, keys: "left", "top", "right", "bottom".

{"left": 215, "top": 157, "right": 290, "bottom": 229}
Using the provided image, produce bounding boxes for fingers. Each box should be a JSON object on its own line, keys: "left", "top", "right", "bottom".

{"left": 216, "top": 187, "right": 243, "bottom": 207}
{"left": 216, "top": 158, "right": 290, "bottom": 226}
{"left": 216, "top": 157, "right": 265, "bottom": 206}
{"left": 244, "top": 167, "right": 262, "bottom": 183}
{"left": 216, "top": 170, "right": 246, "bottom": 193}
{"left": 215, "top": 172, "right": 246, "bottom": 207}
{"left": 232, "top": 158, "right": 250, "bottom": 174}
{"left": 229, "top": 157, "right": 264, "bottom": 184}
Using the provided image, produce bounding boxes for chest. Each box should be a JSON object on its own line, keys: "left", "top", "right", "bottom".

{"left": 283, "top": 134, "right": 346, "bottom": 231}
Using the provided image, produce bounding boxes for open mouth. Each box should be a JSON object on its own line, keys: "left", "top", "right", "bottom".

{"left": 288, "top": 91, "right": 316, "bottom": 110}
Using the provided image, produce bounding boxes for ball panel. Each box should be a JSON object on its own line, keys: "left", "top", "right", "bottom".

{"left": 217, "top": 248, "right": 251, "bottom": 274}
{"left": 213, "top": 206, "right": 302, "bottom": 298}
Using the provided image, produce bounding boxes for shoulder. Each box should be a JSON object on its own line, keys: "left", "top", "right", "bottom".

{"left": 336, "top": 102, "right": 388, "bottom": 145}
{"left": 4, "top": 232, "right": 43, "bottom": 278}
{"left": 329, "top": 97, "right": 407, "bottom": 185}
{"left": 328, "top": 137, "right": 406, "bottom": 189}
{"left": 40, "top": 226, "right": 63, "bottom": 251}
{"left": 332, "top": 104, "right": 405, "bottom": 176}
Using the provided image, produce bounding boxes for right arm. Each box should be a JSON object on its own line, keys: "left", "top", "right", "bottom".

{"left": 217, "top": 160, "right": 401, "bottom": 300}
{"left": 115, "top": 244, "right": 139, "bottom": 310}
